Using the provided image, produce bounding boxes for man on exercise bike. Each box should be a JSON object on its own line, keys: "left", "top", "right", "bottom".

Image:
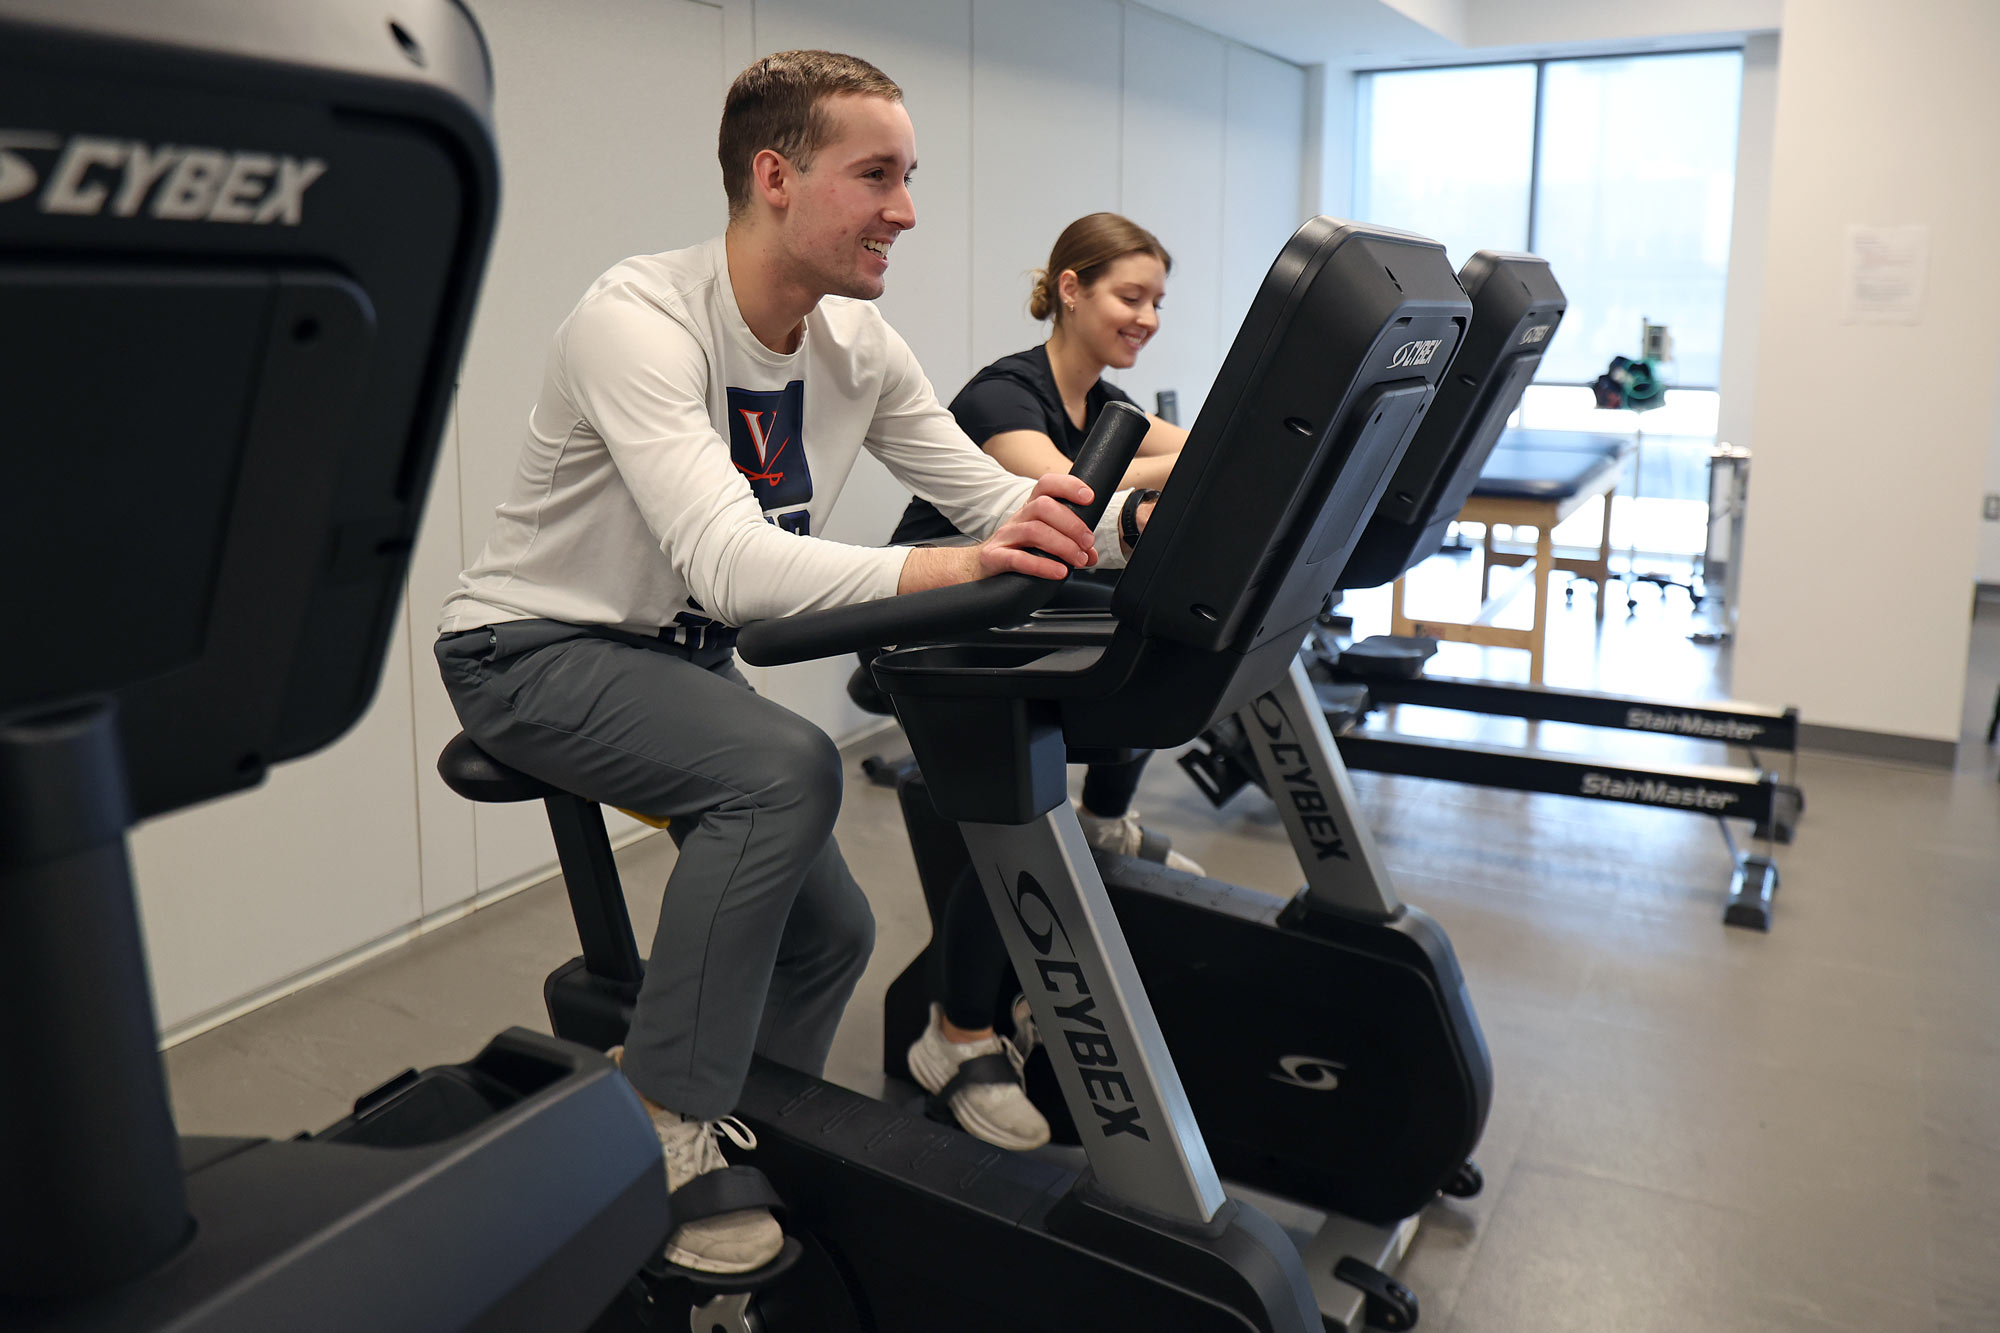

{"left": 434, "top": 49, "right": 1152, "bottom": 1277}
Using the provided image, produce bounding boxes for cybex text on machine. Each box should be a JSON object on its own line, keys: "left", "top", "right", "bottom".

{"left": 0, "top": 131, "right": 327, "bottom": 224}
{"left": 1007, "top": 872, "right": 1151, "bottom": 1141}
{"left": 1249, "top": 694, "right": 1352, "bottom": 862}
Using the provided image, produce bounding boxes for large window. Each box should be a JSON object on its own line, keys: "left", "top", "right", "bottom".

{"left": 1354, "top": 64, "right": 1536, "bottom": 269}
{"left": 1356, "top": 50, "right": 1743, "bottom": 388}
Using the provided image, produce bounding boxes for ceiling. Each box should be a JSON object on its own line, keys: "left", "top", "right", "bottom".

{"left": 1134, "top": 0, "right": 1778, "bottom": 71}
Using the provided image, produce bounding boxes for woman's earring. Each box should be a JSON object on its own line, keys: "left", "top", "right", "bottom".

{"left": 1065, "top": 301, "right": 1075, "bottom": 313}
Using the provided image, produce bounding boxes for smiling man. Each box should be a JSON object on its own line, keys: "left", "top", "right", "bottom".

{"left": 434, "top": 51, "right": 1146, "bottom": 1277}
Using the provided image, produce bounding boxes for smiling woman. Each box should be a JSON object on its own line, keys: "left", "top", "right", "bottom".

{"left": 880, "top": 212, "right": 1206, "bottom": 1154}
{"left": 894, "top": 212, "right": 1188, "bottom": 545}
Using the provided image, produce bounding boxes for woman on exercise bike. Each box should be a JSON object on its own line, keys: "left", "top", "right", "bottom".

{"left": 891, "top": 212, "right": 1202, "bottom": 1152}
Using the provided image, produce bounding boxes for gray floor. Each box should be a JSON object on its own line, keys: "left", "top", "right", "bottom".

{"left": 165, "top": 577, "right": 2000, "bottom": 1333}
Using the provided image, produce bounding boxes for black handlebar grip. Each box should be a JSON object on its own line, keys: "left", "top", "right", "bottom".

{"left": 735, "top": 401, "right": 1153, "bottom": 667}
{"left": 1062, "top": 399, "right": 1150, "bottom": 529}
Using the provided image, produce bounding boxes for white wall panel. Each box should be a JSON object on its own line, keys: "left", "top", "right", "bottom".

{"left": 135, "top": 614, "right": 425, "bottom": 1035}
{"left": 1315, "top": 65, "right": 1357, "bottom": 219}
{"left": 969, "top": 0, "right": 1124, "bottom": 374}
{"left": 1731, "top": 1, "right": 2000, "bottom": 740}
{"left": 1221, "top": 44, "right": 1308, "bottom": 365}
{"left": 1118, "top": 8, "right": 1226, "bottom": 419}
{"left": 1714, "top": 33, "right": 1777, "bottom": 462}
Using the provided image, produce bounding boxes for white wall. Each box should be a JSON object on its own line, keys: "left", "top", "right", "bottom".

{"left": 136, "top": 0, "right": 1313, "bottom": 1037}
{"left": 1730, "top": 1, "right": 2000, "bottom": 741}
{"left": 1714, "top": 32, "right": 1778, "bottom": 456}
{"left": 1310, "top": 64, "right": 1357, "bottom": 218}
{"left": 1459, "top": 0, "right": 1780, "bottom": 50}
{"left": 132, "top": 616, "right": 425, "bottom": 1034}
{"left": 1118, "top": 8, "right": 1228, "bottom": 416}
{"left": 1222, "top": 44, "right": 1311, "bottom": 358}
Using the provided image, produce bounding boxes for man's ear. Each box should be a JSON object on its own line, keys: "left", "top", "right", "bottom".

{"left": 750, "top": 147, "right": 790, "bottom": 214}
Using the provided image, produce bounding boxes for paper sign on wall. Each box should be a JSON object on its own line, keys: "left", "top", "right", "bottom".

{"left": 1841, "top": 224, "right": 1929, "bottom": 324}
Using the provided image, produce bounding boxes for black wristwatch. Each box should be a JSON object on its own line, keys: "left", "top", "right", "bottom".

{"left": 1120, "top": 489, "right": 1161, "bottom": 548}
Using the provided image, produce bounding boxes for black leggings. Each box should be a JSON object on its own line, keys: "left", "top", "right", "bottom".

{"left": 939, "top": 865, "right": 1008, "bottom": 1031}
{"left": 1080, "top": 750, "right": 1147, "bottom": 819}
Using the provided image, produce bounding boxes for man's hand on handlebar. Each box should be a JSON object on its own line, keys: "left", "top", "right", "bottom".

{"left": 898, "top": 472, "right": 1096, "bottom": 593}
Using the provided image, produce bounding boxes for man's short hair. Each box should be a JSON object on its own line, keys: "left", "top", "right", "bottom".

{"left": 719, "top": 50, "right": 904, "bottom": 219}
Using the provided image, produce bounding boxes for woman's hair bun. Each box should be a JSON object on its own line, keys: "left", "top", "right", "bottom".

{"left": 1029, "top": 214, "right": 1172, "bottom": 326}
{"left": 1027, "top": 269, "right": 1052, "bottom": 321}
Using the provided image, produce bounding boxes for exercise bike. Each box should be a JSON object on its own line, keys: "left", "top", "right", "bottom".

{"left": 438, "top": 215, "right": 1479, "bottom": 1331}
{"left": 2, "top": 6, "right": 669, "bottom": 1330}
{"left": 851, "top": 267, "right": 1499, "bottom": 1243}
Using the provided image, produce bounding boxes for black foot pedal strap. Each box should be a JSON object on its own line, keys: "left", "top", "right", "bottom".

{"left": 669, "top": 1165, "right": 787, "bottom": 1226}
{"left": 937, "top": 1052, "right": 1020, "bottom": 1100}
{"left": 1133, "top": 825, "right": 1172, "bottom": 863}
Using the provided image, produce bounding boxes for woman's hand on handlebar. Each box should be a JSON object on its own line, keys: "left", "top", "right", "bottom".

{"left": 897, "top": 472, "right": 1096, "bottom": 593}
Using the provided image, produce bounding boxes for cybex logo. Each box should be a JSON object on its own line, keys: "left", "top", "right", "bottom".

{"left": 1519, "top": 324, "right": 1552, "bottom": 345}
{"left": 1270, "top": 1055, "right": 1345, "bottom": 1092}
{"left": 0, "top": 131, "right": 59, "bottom": 203}
{"left": 1388, "top": 338, "right": 1442, "bottom": 369}
{"left": 0, "top": 130, "right": 326, "bottom": 224}
{"left": 1009, "top": 871, "right": 1150, "bottom": 1143}
{"left": 1248, "top": 692, "right": 1350, "bottom": 862}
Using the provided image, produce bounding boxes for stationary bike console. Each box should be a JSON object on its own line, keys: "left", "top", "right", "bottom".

{"left": 0, "top": 7, "right": 667, "bottom": 1329}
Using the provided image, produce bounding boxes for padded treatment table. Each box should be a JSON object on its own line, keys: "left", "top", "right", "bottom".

{"left": 1389, "top": 428, "right": 1631, "bottom": 684}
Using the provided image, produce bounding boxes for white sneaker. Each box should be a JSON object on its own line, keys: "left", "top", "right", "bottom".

{"left": 1077, "top": 804, "right": 1206, "bottom": 876}
{"left": 610, "top": 1047, "right": 784, "bottom": 1275}
{"left": 905, "top": 1005, "right": 1050, "bottom": 1151}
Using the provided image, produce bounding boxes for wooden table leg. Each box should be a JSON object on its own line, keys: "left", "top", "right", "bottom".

{"left": 1530, "top": 523, "right": 1552, "bottom": 685}
{"left": 1390, "top": 575, "right": 1413, "bottom": 637}
{"left": 1595, "top": 489, "right": 1615, "bottom": 625}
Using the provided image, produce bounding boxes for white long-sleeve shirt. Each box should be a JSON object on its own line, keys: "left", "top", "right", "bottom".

{"left": 441, "top": 236, "right": 1131, "bottom": 644}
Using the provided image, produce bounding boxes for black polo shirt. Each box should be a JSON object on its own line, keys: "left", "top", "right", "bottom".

{"left": 892, "top": 344, "right": 1138, "bottom": 544}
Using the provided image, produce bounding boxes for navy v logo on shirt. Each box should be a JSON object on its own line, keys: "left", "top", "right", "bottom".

{"left": 727, "top": 380, "right": 812, "bottom": 512}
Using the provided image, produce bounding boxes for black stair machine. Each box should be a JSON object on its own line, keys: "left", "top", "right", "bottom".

{"left": 0, "top": 5, "right": 671, "bottom": 1332}
{"left": 438, "top": 217, "right": 1475, "bottom": 1331}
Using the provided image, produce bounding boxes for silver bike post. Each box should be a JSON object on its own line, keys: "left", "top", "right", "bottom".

{"left": 1236, "top": 656, "right": 1403, "bottom": 920}
{"left": 961, "top": 808, "right": 1228, "bottom": 1226}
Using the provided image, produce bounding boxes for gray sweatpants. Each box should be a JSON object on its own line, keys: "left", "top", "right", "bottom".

{"left": 435, "top": 619, "right": 875, "bottom": 1119}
